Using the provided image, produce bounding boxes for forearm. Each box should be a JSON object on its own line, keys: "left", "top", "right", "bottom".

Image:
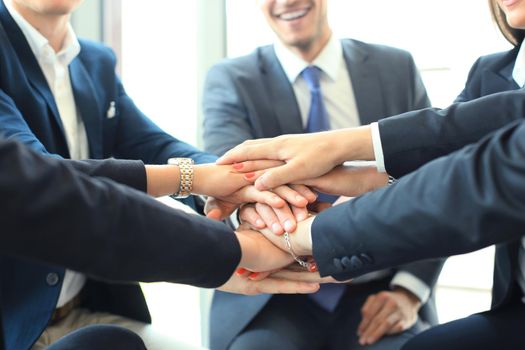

{"left": 312, "top": 120, "right": 525, "bottom": 280}
{"left": 0, "top": 141, "right": 241, "bottom": 287}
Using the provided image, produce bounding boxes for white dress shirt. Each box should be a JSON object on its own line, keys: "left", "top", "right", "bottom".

{"left": 6, "top": 1, "right": 88, "bottom": 308}
{"left": 275, "top": 35, "right": 430, "bottom": 302}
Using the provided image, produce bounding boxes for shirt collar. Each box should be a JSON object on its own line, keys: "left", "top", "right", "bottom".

{"left": 512, "top": 40, "right": 525, "bottom": 87}
{"left": 275, "top": 34, "right": 343, "bottom": 83}
{"left": 5, "top": 0, "right": 80, "bottom": 65}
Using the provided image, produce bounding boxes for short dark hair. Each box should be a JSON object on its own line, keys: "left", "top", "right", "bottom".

{"left": 489, "top": 0, "right": 525, "bottom": 46}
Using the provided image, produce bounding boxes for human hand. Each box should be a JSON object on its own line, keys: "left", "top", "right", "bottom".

{"left": 205, "top": 184, "right": 316, "bottom": 222}
{"left": 216, "top": 126, "right": 374, "bottom": 191}
{"left": 255, "top": 216, "right": 315, "bottom": 257}
{"left": 217, "top": 271, "right": 319, "bottom": 295}
{"left": 235, "top": 228, "right": 296, "bottom": 272}
{"left": 357, "top": 287, "right": 421, "bottom": 345}
{"left": 298, "top": 165, "right": 388, "bottom": 197}
{"left": 238, "top": 186, "right": 316, "bottom": 234}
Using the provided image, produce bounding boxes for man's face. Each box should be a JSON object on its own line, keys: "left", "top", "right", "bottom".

{"left": 12, "top": 0, "right": 83, "bottom": 16}
{"left": 257, "top": 0, "right": 330, "bottom": 51}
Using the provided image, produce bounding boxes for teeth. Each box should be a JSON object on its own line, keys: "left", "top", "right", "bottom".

{"left": 279, "top": 9, "right": 308, "bottom": 20}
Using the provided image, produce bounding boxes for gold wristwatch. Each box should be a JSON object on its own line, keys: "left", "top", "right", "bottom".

{"left": 167, "top": 158, "right": 194, "bottom": 198}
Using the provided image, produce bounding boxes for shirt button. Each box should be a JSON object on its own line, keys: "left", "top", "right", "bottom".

{"left": 46, "top": 272, "right": 59, "bottom": 286}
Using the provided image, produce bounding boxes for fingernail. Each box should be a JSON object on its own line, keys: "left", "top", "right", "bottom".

{"left": 272, "top": 223, "right": 282, "bottom": 234}
{"left": 236, "top": 268, "right": 246, "bottom": 275}
{"left": 284, "top": 220, "right": 294, "bottom": 232}
{"left": 255, "top": 219, "right": 265, "bottom": 228}
{"left": 359, "top": 338, "right": 365, "bottom": 345}
{"left": 248, "top": 272, "right": 260, "bottom": 279}
{"left": 232, "top": 163, "right": 243, "bottom": 170}
{"left": 244, "top": 172, "right": 255, "bottom": 180}
{"left": 308, "top": 262, "right": 318, "bottom": 272}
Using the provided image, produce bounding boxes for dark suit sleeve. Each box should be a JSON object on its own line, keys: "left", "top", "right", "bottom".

{"left": 312, "top": 120, "right": 525, "bottom": 281}
{"left": 66, "top": 159, "right": 147, "bottom": 192}
{"left": 379, "top": 89, "right": 525, "bottom": 178}
{"left": 202, "top": 63, "right": 257, "bottom": 156}
{"left": 0, "top": 140, "right": 240, "bottom": 288}
{"left": 384, "top": 50, "right": 444, "bottom": 294}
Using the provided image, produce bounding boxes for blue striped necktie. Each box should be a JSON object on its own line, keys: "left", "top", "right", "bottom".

{"left": 301, "top": 65, "right": 345, "bottom": 311}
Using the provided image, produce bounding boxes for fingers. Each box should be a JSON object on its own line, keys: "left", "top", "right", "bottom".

{"left": 245, "top": 278, "right": 320, "bottom": 295}
{"left": 239, "top": 202, "right": 295, "bottom": 235}
{"left": 270, "top": 270, "right": 336, "bottom": 283}
{"left": 217, "top": 273, "right": 320, "bottom": 295}
{"left": 358, "top": 294, "right": 385, "bottom": 337}
{"left": 254, "top": 162, "right": 306, "bottom": 191}
{"left": 290, "top": 184, "right": 317, "bottom": 204}
{"left": 358, "top": 293, "right": 399, "bottom": 345}
{"left": 216, "top": 138, "right": 276, "bottom": 165}
{"left": 205, "top": 197, "right": 238, "bottom": 220}
{"left": 272, "top": 185, "right": 309, "bottom": 208}
{"left": 238, "top": 204, "right": 265, "bottom": 229}
{"left": 231, "top": 186, "right": 286, "bottom": 209}
{"left": 232, "top": 160, "right": 285, "bottom": 172}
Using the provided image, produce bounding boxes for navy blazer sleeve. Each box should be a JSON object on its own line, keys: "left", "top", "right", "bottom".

{"left": 0, "top": 140, "right": 240, "bottom": 288}
{"left": 379, "top": 89, "right": 525, "bottom": 178}
{"left": 312, "top": 120, "right": 525, "bottom": 280}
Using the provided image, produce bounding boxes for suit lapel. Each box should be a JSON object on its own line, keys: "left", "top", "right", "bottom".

{"left": 69, "top": 57, "right": 102, "bottom": 158}
{"left": 0, "top": 1, "right": 65, "bottom": 135}
{"left": 342, "top": 40, "right": 385, "bottom": 125}
{"left": 260, "top": 46, "right": 304, "bottom": 134}
{"left": 483, "top": 49, "right": 520, "bottom": 94}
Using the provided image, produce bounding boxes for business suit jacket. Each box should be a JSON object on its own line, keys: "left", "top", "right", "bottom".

{"left": 312, "top": 119, "right": 525, "bottom": 294}
{"left": 366, "top": 48, "right": 525, "bottom": 313}
{"left": 203, "top": 39, "right": 444, "bottom": 350}
{"left": 453, "top": 48, "right": 521, "bottom": 308}
{"left": 0, "top": 139, "right": 240, "bottom": 287}
{"left": 0, "top": 2, "right": 216, "bottom": 349}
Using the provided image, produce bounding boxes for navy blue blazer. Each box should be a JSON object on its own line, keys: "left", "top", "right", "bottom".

{"left": 0, "top": 139, "right": 239, "bottom": 287}
{"left": 454, "top": 48, "right": 521, "bottom": 308}
{"left": 312, "top": 119, "right": 525, "bottom": 292}
{"left": 0, "top": 2, "right": 215, "bottom": 349}
{"left": 203, "top": 40, "right": 444, "bottom": 350}
{"left": 374, "top": 49, "right": 525, "bottom": 310}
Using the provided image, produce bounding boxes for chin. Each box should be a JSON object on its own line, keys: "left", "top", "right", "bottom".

{"left": 507, "top": 15, "right": 525, "bottom": 30}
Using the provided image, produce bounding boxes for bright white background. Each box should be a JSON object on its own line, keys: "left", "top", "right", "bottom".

{"left": 117, "top": 0, "right": 513, "bottom": 346}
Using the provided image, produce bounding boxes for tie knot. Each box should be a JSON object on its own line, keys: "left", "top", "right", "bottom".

{"left": 301, "top": 66, "right": 321, "bottom": 91}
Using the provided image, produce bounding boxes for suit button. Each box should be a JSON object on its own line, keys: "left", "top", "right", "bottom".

{"left": 360, "top": 253, "right": 374, "bottom": 264}
{"left": 341, "top": 256, "right": 352, "bottom": 269}
{"left": 350, "top": 256, "right": 363, "bottom": 269}
{"left": 333, "top": 258, "right": 343, "bottom": 270}
{"left": 46, "top": 273, "right": 59, "bottom": 286}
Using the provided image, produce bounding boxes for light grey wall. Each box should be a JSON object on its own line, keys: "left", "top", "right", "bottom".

{"left": 71, "top": 0, "right": 103, "bottom": 42}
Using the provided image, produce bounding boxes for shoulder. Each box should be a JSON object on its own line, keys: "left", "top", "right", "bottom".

{"left": 78, "top": 39, "right": 117, "bottom": 67}
{"left": 469, "top": 47, "right": 518, "bottom": 71}
{"left": 207, "top": 45, "right": 272, "bottom": 78}
{"left": 342, "top": 38, "right": 415, "bottom": 62}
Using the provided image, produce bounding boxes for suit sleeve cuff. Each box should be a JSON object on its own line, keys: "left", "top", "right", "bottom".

{"left": 390, "top": 271, "right": 430, "bottom": 304}
{"left": 371, "top": 122, "right": 386, "bottom": 173}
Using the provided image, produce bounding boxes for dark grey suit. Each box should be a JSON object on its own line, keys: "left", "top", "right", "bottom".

{"left": 203, "top": 39, "right": 444, "bottom": 350}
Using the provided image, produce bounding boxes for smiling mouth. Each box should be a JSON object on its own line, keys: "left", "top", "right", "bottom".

{"left": 276, "top": 7, "right": 311, "bottom": 21}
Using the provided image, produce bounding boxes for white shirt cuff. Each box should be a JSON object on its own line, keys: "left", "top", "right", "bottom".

{"left": 371, "top": 122, "right": 386, "bottom": 173}
{"left": 390, "top": 271, "right": 431, "bottom": 304}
